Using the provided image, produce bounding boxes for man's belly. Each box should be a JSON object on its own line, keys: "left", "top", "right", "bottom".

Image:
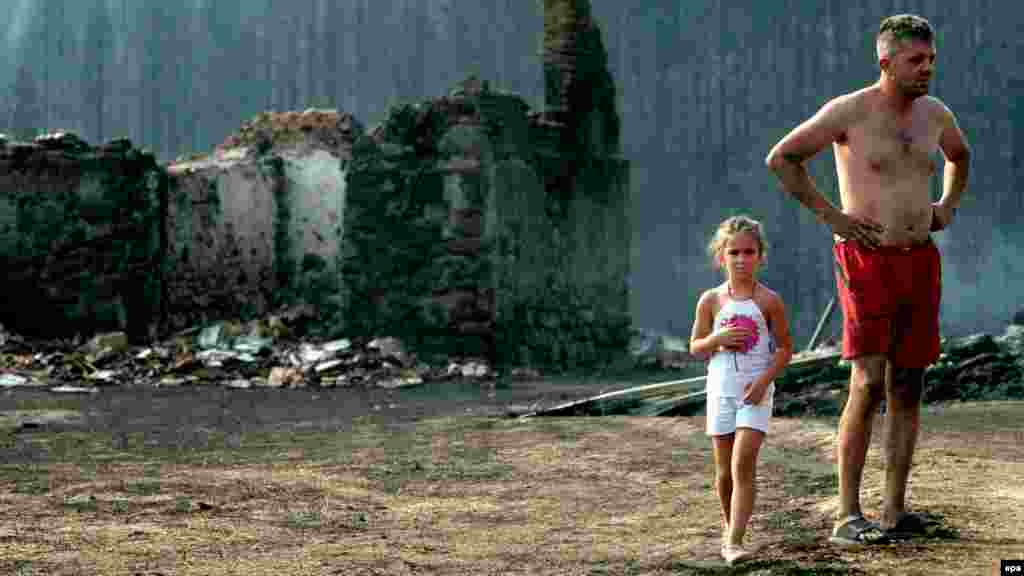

{"left": 838, "top": 185, "right": 934, "bottom": 247}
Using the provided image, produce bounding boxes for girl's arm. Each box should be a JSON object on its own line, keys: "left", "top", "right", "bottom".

{"left": 691, "top": 289, "right": 751, "bottom": 359}
{"left": 750, "top": 292, "right": 794, "bottom": 393}
{"left": 689, "top": 290, "right": 721, "bottom": 359}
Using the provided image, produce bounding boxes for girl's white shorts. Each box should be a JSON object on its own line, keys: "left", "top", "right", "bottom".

{"left": 706, "top": 394, "right": 772, "bottom": 436}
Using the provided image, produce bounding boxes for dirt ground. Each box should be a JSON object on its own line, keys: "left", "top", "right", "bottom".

{"left": 1, "top": 380, "right": 1022, "bottom": 575}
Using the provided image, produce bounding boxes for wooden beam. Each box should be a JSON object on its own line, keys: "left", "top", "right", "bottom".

{"left": 522, "top": 350, "right": 842, "bottom": 418}
{"left": 805, "top": 295, "right": 836, "bottom": 352}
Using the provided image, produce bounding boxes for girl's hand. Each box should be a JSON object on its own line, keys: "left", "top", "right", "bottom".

{"left": 742, "top": 380, "right": 770, "bottom": 406}
{"left": 714, "top": 326, "right": 751, "bottom": 351}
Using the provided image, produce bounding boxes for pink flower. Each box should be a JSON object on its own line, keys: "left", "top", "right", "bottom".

{"left": 723, "top": 314, "right": 760, "bottom": 353}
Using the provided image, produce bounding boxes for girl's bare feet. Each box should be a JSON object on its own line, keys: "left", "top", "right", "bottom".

{"left": 721, "top": 543, "right": 752, "bottom": 565}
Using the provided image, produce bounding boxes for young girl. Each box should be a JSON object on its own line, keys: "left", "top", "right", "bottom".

{"left": 689, "top": 215, "right": 793, "bottom": 565}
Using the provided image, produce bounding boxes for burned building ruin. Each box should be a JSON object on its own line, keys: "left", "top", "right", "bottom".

{"left": 0, "top": 0, "right": 630, "bottom": 368}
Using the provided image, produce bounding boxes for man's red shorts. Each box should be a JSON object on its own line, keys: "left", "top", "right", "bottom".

{"left": 833, "top": 239, "right": 941, "bottom": 368}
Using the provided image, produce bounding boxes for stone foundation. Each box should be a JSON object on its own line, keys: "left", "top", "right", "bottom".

{"left": 0, "top": 133, "right": 163, "bottom": 341}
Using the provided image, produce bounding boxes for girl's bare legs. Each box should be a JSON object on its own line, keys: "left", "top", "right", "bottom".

{"left": 727, "top": 427, "right": 766, "bottom": 546}
{"left": 711, "top": 433, "right": 735, "bottom": 536}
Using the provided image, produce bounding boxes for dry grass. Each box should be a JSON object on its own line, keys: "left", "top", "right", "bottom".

{"left": 1, "top": 402, "right": 1022, "bottom": 575}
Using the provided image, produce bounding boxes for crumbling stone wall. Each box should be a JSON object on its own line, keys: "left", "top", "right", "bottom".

{"left": 490, "top": 0, "right": 629, "bottom": 368}
{"left": 491, "top": 126, "right": 631, "bottom": 368}
{"left": 339, "top": 83, "right": 497, "bottom": 360}
{"left": 0, "top": 0, "right": 630, "bottom": 369}
{"left": 164, "top": 151, "right": 283, "bottom": 332}
{"left": 164, "top": 110, "right": 361, "bottom": 334}
{"left": 0, "top": 132, "right": 164, "bottom": 341}
{"left": 313, "top": 0, "right": 631, "bottom": 368}
{"left": 340, "top": 69, "right": 630, "bottom": 368}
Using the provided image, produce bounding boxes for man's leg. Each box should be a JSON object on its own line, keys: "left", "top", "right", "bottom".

{"left": 837, "top": 354, "right": 886, "bottom": 521}
{"left": 881, "top": 364, "right": 925, "bottom": 528}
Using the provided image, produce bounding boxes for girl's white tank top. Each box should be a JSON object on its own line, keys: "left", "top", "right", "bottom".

{"left": 706, "top": 294, "right": 776, "bottom": 398}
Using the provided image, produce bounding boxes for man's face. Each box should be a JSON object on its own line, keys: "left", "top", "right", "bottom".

{"left": 882, "top": 39, "right": 936, "bottom": 99}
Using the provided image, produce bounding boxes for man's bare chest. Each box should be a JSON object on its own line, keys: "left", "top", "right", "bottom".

{"left": 844, "top": 118, "right": 941, "bottom": 176}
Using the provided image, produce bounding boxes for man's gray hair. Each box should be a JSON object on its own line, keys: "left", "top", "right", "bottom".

{"left": 876, "top": 14, "right": 934, "bottom": 60}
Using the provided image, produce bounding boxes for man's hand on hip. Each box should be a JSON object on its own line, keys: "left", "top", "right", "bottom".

{"left": 826, "top": 211, "right": 885, "bottom": 248}
{"left": 930, "top": 202, "right": 956, "bottom": 231}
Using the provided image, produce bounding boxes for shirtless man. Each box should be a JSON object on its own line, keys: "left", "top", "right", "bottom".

{"left": 765, "top": 14, "right": 970, "bottom": 545}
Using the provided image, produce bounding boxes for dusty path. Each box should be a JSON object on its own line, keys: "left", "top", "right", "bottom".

{"left": 1, "top": 381, "right": 1021, "bottom": 575}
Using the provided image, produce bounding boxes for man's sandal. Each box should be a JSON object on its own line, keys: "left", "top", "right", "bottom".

{"left": 828, "top": 515, "right": 890, "bottom": 546}
{"left": 885, "top": 512, "right": 938, "bottom": 540}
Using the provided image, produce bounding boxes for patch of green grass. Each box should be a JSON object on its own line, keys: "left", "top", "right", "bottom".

{"left": 763, "top": 564, "right": 862, "bottom": 576}
{"left": 923, "top": 400, "right": 1024, "bottom": 434}
{"left": 124, "top": 479, "right": 161, "bottom": 496}
{"left": 1, "top": 464, "right": 50, "bottom": 495}
{"left": 785, "top": 469, "right": 838, "bottom": 499}
{"left": 45, "top": 433, "right": 102, "bottom": 460}
{"left": 760, "top": 444, "right": 837, "bottom": 499}
{"left": 2, "top": 397, "right": 83, "bottom": 412}
{"left": 76, "top": 462, "right": 99, "bottom": 482}
{"left": 361, "top": 420, "right": 518, "bottom": 494}
{"left": 110, "top": 498, "right": 130, "bottom": 515}
{"left": 21, "top": 427, "right": 365, "bottom": 468}
{"left": 286, "top": 509, "right": 323, "bottom": 530}
{"left": 925, "top": 522, "right": 961, "bottom": 540}
{"left": 62, "top": 494, "right": 97, "bottom": 513}
{"left": 367, "top": 456, "right": 425, "bottom": 495}
{"left": 173, "top": 496, "right": 192, "bottom": 514}
{"left": 162, "top": 428, "right": 368, "bottom": 467}
{"left": 668, "top": 430, "right": 714, "bottom": 459}
{"left": 9, "top": 430, "right": 150, "bottom": 466}
{"left": 665, "top": 558, "right": 861, "bottom": 575}
{"left": 425, "top": 454, "right": 512, "bottom": 482}
{"left": 284, "top": 501, "right": 370, "bottom": 532}
{"left": 13, "top": 560, "right": 34, "bottom": 576}
{"left": 368, "top": 450, "right": 512, "bottom": 494}
{"left": 347, "top": 510, "right": 370, "bottom": 530}
{"left": 763, "top": 508, "right": 820, "bottom": 545}
{"left": 7, "top": 417, "right": 517, "bottom": 476}
{"left": 588, "top": 558, "right": 642, "bottom": 576}
{"left": 520, "top": 416, "right": 626, "bottom": 441}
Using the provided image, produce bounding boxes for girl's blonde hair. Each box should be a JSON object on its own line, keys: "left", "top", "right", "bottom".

{"left": 706, "top": 215, "right": 768, "bottom": 269}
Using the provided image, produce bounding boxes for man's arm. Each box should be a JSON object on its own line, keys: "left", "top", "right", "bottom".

{"left": 764, "top": 97, "right": 850, "bottom": 226}
{"left": 765, "top": 94, "right": 884, "bottom": 246}
{"left": 932, "top": 103, "right": 970, "bottom": 231}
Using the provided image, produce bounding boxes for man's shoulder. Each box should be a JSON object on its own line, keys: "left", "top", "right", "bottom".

{"left": 829, "top": 85, "right": 876, "bottom": 105}
{"left": 919, "top": 95, "right": 955, "bottom": 118}
{"left": 818, "top": 87, "right": 875, "bottom": 124}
